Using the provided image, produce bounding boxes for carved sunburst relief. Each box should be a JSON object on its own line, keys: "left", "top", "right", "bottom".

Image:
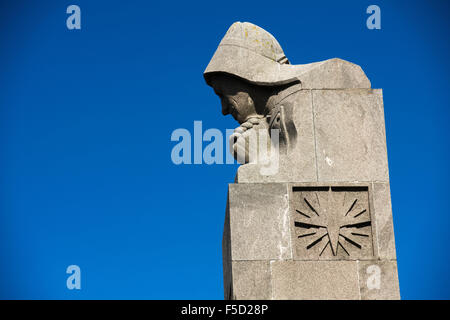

{"left": 291, "top": 186, "right": 374, "bottom": 259}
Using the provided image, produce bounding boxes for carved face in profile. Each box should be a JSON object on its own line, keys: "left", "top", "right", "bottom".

{"left": 207, "top": 72, "right": 298, "bottom": 159}
{"left": 208, "top": 73, "right": 262, "bottom": 124}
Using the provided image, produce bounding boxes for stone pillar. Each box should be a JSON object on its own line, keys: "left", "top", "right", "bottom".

{"left": 223, "top": 88, "right": 400, "bottom": 300}
{"left": 202, "top": 21, "right": 399, "bottom": 300}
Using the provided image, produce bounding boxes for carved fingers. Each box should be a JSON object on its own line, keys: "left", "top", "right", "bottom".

{"left": 230, "top": 118, "right": 262, "bottom": 164}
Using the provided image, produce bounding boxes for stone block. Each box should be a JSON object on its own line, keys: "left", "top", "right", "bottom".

{"left": 358, "top": 260, "right": 400, "bottom": 300}
{"left": 271, "top": 260, "right": 360, "bottom": 299}
{"left": 231, "top": 261, "right": 272, "bottom": 300}
{"left": 372, "top": 183, "right": 397, "bottom": 259}
{"left": 227, "top": 183, "right": 291, "bottom": 260}
{"left": 313, "top": 89, "right": 389, "bottom": 182}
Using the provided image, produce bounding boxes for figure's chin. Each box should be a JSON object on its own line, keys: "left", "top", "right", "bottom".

{"left": 231, "top": 111, "right": 243, "bottom": 124}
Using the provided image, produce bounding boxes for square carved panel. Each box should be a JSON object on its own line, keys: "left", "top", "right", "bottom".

{"left": 291, "top": 186, "right": 374, "bottom": 260}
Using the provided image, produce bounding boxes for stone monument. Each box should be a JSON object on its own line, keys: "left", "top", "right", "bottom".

{"left": 204, "top": 22, "right": 400, "bottom": 300}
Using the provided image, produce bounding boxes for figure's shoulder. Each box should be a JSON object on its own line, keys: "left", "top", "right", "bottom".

{"left": 290, "top": 58, "right": 371, "bottom": 89}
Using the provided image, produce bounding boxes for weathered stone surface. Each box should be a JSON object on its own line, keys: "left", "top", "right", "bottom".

{"left": 231, "top": 261, "right": 272, "bottom": 300}
{"left": 297, "top": 58, "right": 371, "bottom": 89}
{"left": 358, "top": 260, "right": 400, "bottom": 300}
{"left": 271, "top": 260, "right": 360, "bottom": 299}
{"left": 227, "top": 183, "right": 291, "bottom": 260}
{"left": 372, "top": 183, "right": 397, "bottom": 259}
{"left": 313, "top": 89, "right": 389, "bottom": 182}
{"left": 204, "top": 22, "right": 370, "bottom": 89}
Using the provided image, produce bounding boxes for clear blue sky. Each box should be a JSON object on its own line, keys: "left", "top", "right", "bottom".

{"left": 0, "top": 0, "right": 449, "bottom": 299}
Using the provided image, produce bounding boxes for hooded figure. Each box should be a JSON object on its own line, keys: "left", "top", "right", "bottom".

{"left": 204, "top": 22, "right": 302, "bottom": 162}
{"left": 204, "top": 22, "right": 370, "bottom": 164}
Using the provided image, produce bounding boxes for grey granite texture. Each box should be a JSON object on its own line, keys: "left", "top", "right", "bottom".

{"left": 313, "top": 89, "right": 389, "bottom": 182}
{"left": 372, "top": 182, "right": 397, "bottom": 260}
{"left": 231, "top": 261, "right": 272, "bottom": 300}
{"left": 226, "top": 183, "right": 291, "bottom": 261}
{"left": 271, "top": 260, "right": 360, "bottom": 300}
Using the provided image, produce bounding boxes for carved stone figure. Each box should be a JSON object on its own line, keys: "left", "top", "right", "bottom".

{"left": 204, "top": 22, "right": 370, "bottom": 168}
{"left": 204, "top": 22, "right": 399, "bottom": 300}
